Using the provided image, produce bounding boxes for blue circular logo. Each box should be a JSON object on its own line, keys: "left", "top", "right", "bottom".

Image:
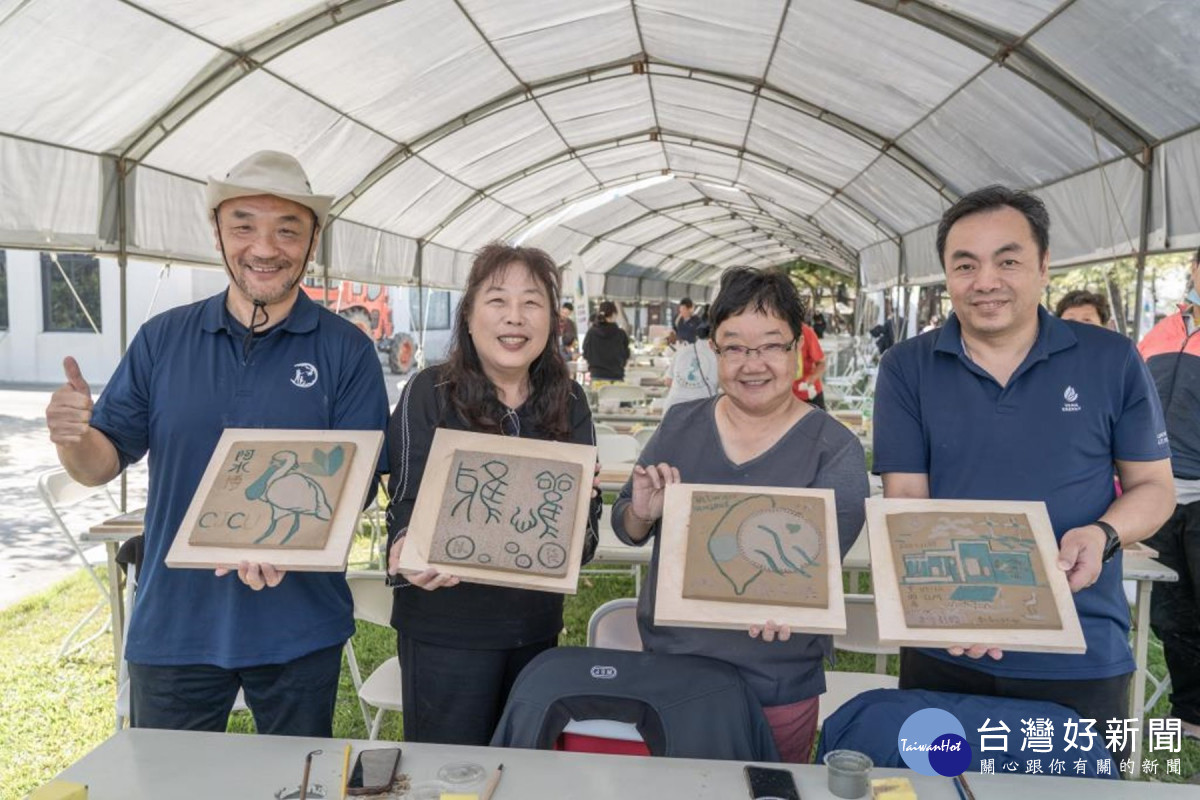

{"left": 897, "top": 708, "right": 972, "bottom": 776}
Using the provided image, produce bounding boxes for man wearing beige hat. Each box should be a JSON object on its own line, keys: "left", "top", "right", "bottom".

{"left": 45, "top": 151, "right": 388, "bottom": 735}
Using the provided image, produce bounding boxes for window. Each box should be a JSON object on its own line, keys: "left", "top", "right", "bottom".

{"left": 409, "top": 289, "right": 451, "bottom": 330}
{"left": 41, "top": 253, "right": 102, "bottom": 332}
{"left": 0, "top": 251, "right": 8, "bottom": 330}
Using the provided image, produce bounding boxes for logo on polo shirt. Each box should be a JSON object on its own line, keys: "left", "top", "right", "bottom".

{"left": 1062, "top": 385, "right": 1081, "bottom": 413}
{"left": 291, "top": 362, "right": 318, "bottom": 389}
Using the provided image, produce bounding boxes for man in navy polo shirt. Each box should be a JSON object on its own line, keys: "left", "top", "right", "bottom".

{"left": 44, "top": 151, "right": 388, "bottom": 735}
{"left": 873, "top": 186, "right": 1174, "bottom": 754}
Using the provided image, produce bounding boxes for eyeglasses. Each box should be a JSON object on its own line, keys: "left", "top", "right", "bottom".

{"left": 711, "top": 338, "right": 797, "bottom": 363}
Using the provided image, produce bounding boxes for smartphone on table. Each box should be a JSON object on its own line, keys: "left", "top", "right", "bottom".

{"left": 744, "top": 765, "right": 801, "bottom": 800}
{"left": 346, "top": 747, "right": 402, "bottom": 796}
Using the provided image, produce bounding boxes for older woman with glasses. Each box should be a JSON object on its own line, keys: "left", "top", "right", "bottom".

{"left": 612, "top": 267, "right": 869, "bottom": 763}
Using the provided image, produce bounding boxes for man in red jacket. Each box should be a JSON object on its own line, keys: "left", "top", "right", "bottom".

{"left": 1137, "top": 247, "right": 1200, "bottom": 742}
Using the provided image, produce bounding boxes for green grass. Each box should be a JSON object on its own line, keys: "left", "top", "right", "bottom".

{"left": 2, "top": 550, "right": 1196, "bottom": 798}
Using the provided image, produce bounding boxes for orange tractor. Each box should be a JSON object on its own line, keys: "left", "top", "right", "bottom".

{"left": 300, "top": 279, "right": 416, "bottom": 373}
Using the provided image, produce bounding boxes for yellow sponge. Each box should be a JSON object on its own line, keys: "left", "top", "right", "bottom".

{"left": 871, "top": 776, "right": 917, "bottom": 800}
{"left": 25, "top": 781, "right": 88, "bottom": 800}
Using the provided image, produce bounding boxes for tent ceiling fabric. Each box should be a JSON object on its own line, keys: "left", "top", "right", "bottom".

{"left": 1, "top": 0, "right": 1199, "bottom": 291}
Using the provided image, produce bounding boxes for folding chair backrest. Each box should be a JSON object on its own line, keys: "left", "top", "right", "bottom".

{"left": 586, "top": 598, "right": 642, "bottom": 651}
{"left": 633, "top": 427, "right": 657, "bottom": 449}
{"left": 346, "top": 571, "right": 393, "bottom": 627}
{"left": 596, "top": 433, "right": 639, "bottom": 466}
{"left": 38, "top": 469, "right": 118, "bottom": 511}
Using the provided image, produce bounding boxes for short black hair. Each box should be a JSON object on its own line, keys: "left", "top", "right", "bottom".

{"left": 937, "top": 185, "right": 1050, "bottom": 264}
{"left": 1054, "top": 289, "right": 1110, "bottom": 324}
{"left": 679, "top": 297, "right": 694, "bottom": 308}
{"left": 708, "top": 268, "right": 804, "bottom": 340}
{"left": 562, "top": 301, "right": 574, "bottom": 311}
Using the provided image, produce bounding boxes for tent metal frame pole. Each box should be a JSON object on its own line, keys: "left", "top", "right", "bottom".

{"left": 117, "top": 158, "right": 130, "bottom": 513}
{"left": 1132, "top": 148, "right": 1154, "bottom": 341}
{"left": 415, "top": 242, "right": 426, "bottom": 366}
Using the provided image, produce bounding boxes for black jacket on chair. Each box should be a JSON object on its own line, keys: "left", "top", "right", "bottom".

{"left": 490, "top": 646, "right": 780, "bottom": 761}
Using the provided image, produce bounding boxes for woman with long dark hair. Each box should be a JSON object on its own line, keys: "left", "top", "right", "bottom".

{"left": 385, "top": 242, "right": 601, "bottom": 745}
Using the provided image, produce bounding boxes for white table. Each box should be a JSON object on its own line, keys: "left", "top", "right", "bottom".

{"left": 53, "top": 729, "right": 1196, "bottom": 800}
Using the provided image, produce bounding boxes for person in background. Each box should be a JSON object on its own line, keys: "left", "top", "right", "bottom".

{"left": 44, "top": 150, "right": 389, "bottom": 735}
{"left": 792, "top": 321, "right": 827, "bottom": 409}
{"left": 1055, "top": 289, "right": 1111, "bottom": 328}
{"left": 559, "top": 300, "right": 578, "bottom": 358}
{"left": 582, "top": 299, "right": 630, "bottom": 385}
{"left": 873, "top": 186, "right": 1174, "bottom": 760}
{"left": 613, "top": 267, "right": 869, "bottom": 762}
{"left": 1136, "top": 245, "right": 1200, "bottom": 742}
{"left": 385, "top": 242, "right": 602, "bottom": 745}
{"left": 674, "top": 296, "right": 703, "bottom": 343}
{"left": 811, "top": 309, "right": 827, "bottom": 338}
{"left": 662, "top": 316, "right": 718, "bottom": 414}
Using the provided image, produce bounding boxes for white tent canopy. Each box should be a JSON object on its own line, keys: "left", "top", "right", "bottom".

{"left": 2, "top": 0, "right": 1199, "bottom": 293}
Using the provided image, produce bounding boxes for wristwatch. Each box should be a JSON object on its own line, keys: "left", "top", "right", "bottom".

{"left": 1094, "top": 520, "right": 1121, "bottom": 562}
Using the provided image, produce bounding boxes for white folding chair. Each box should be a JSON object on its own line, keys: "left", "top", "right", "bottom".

{"left": 37, "top": 469, "right": 120, "bottom": 658}
{"left": 346, "top": 571, "right": 402, "bottom": 739}
{"left": 632, "top": 427, "right": 657, "bottom": 450}
{"left": 596, "top": 433, "right": 640, "bottom": 466}
{"left": 821, "top": 593, "right": 898, "bottom": 728}
{"left": 586, "top": 598, "right": 642, "bottom": 651}
{"left": 593, "top": 423, "right": 619, "bottom": 436}
{"left": 834, "top": 594, "right": 898, "bottom": 675}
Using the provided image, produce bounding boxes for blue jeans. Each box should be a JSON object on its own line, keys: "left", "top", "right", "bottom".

{"left": 128, "top": 643, "right": 343, "bottom": 736}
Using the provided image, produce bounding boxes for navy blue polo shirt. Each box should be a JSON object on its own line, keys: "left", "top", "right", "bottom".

{"left": 91, "top": 290, "right": 388, "bottom": 669}
{"left": 873, "top": 307, "right": 1169, "bottom": 680}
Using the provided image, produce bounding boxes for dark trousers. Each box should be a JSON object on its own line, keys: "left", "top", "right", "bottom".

{"left": 398, "top": 635, "right": 555, "bottom": 745}
{"left": 128, "top": 644, "right": 343, "bottom": 736}
{"left": 1146, "top": 500, "right": 1200, "bottom": 724}
{"left": 899, "top": 648, "right": 1134, "bottom": 760}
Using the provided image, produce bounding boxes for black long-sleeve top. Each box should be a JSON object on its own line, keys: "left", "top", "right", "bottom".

{"left": 386, "top": 365, "right": 602, "bottom": 649}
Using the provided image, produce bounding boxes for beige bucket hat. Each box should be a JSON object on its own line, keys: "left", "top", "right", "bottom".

{"left": 206, "top": 151, "right": 333, "bottom": 229}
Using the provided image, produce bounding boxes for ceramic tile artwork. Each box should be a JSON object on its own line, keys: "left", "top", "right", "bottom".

{"left": 427, "top": 449, "right": 583, "bottom": 577}
{"left": 188, "top": 441, "right": 357, "bottom": 550}
{"left": 886, "top": 511, "right": 1062, "bottom": 630}
{"left": 681, "top": 491, "right": 830, "bottom": 607}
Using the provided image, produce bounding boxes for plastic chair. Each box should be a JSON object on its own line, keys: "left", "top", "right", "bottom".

{"left": 834, "top": 594, "right": 897, "bottom": 675}
{"left": 592, "top": 423, "right": 619, "bottom": 436}
{"left": 586, "top": 598, "right": 642, "bottom": 651}
{"left": 37, "top": 469, "right": 120, "bottom": 658}
{"left": 632, "top": 427, "right": 657, "bottom": 450}
{"left": 596, "top": 433, "right": 639, "bottom": 466}
{"left": 346, "top": 571, "right": 402, "bottom": 739}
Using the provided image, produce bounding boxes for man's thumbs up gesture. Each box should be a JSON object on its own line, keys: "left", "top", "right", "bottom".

{"left": 46, "top": 356, "right": 94, "bottom": 444}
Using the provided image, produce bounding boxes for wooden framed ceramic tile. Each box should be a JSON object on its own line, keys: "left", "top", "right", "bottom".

{"left": 866, "top": 497, "right": 1085, "bottom": 653}
{"left": 654, "top": 483, "right": 845, "bottom": 634}
{"left": 165, "top": 428, "right": 384, "bottom": 572}
{"left": 395, "top": 429, "right": 598, "bottom": 594}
